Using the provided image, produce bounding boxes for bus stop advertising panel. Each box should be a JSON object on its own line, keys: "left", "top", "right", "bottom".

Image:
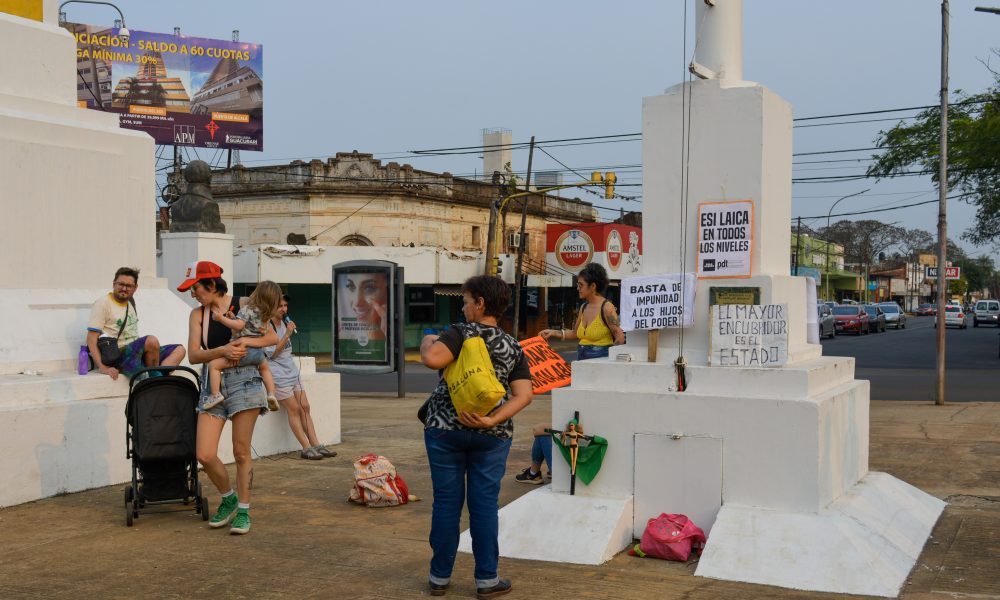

{"left": 331, "top": 260, "right": 403, "bottom": 377}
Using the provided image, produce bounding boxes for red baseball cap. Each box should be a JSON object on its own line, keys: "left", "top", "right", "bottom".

{"left": 177, "top": 260, "right": 223, "bottom": 291}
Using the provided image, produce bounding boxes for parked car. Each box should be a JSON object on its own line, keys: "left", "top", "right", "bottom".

{"left": 862, "top": 304, "right": 887, "bottom": 333}
{"left": 822, "top": 300, "right": 837, "bottom": 310}
{"left": 973, "top": 299, "right": 1000, "bottom": 327}
{"left": 817, "top": 304, "right": 836, "bottom": 339}
{"left": 935, "top": 305, "right": 967, "bottom": 329}
{"left": 878, "top": 302, "right": 906, "bottom": 329}
{"left": 832, "top": 305, "right": 870, "bottom": 335}
{"left": 916, "top": 303, "right": 937, "bottom": 316}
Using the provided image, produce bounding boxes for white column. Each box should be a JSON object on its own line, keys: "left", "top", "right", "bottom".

{"left": 691, "top": 0, "right": 744, "bottom": 81}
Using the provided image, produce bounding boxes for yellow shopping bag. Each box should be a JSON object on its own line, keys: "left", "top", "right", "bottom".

{"left": 444, "top": 336, "right": 506, "bottom": 416}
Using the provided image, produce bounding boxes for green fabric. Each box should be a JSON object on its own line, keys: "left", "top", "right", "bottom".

{"left": 551, "top": 422, "right": 608, "bottom": 486}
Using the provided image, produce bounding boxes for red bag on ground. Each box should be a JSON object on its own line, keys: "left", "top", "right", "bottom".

{"left": 631, "top": 513, "right": 707, "bottom": 561}
{"left": 348, "top": 454, "right": 414, "bottom": 507}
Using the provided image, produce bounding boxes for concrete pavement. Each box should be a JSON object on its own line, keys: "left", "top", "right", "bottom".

{"left": 0, "top": 394, "right": 997, "bottom": 599}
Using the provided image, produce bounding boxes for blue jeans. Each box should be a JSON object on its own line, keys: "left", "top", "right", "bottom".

{"left": 424, "top": 428, "right": 512, "bottom": 588}
{"left": 577, "top": 344, "right": 610, "bottom": 360}
{"left": 531, "top": 434, "right": 552, "bottom": 472}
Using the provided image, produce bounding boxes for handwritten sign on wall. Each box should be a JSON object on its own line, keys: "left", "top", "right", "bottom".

{"left": 709, "top": 304, "right": 788, "bottom": 367}
{"left": 619, "top": 273, "right": 696, "bottom": 331}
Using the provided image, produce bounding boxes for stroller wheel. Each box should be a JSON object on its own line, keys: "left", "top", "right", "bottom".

{"left": 125, "top": 500, "right": 134, "bottom": 527}
{"left": 201, "top": 497, "right": 209, "bottom": 521}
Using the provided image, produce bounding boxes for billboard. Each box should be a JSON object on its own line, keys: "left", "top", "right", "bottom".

{"left": 65, "top": 23, "right": 263, "bottom": 150}
{"left": 333, "top": 263, "right": 393, "bottom": 367}
{"left": 545, "top": 223, "right": 642, "bottom": 277}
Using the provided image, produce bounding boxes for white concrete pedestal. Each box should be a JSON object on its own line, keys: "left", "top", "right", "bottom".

{"left": 159, "top": 232, "right": 236, "bottom": 306}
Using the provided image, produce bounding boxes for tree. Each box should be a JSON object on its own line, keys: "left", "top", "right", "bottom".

{"left": 895, "top": 228, "right": 934, "bottom": 260}
{"left": 954, "top": 255, "right": 996, "bottom": 296}
{"left": 819, "top": 220, "right": 905, "bottom": 271}
{"left": 866, "top": 60, "right": 1000, "bottom": 246}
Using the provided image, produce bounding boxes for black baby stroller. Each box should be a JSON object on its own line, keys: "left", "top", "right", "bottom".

{"left": 124, "top": 366, "right": 208, "bottom": 526}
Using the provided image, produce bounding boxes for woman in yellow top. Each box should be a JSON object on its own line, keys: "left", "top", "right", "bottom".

{"left": 540, "top": 263, "right": 625, "bottom": 360}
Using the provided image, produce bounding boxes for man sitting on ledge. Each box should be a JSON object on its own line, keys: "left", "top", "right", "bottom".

{"left": 86, "top": 267, "right": 185, "bottom": 380}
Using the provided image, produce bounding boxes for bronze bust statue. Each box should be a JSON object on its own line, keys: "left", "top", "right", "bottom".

{"left": 169, "top": 160, "right": 226, "bottom": 233}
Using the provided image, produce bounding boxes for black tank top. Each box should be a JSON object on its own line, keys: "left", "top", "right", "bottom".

{"left": 202, "top": 299, "right": 240, "bottom": 349}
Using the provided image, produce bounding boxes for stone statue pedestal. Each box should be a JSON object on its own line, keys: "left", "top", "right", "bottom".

{"left": 466, "top": 76, "right": 943, "bottom": 598}
{"left": 0, "top": 10, "right": 341, "bottom": 508}
{"left": 160, "top": 232, "right": 236, "bottom": 306}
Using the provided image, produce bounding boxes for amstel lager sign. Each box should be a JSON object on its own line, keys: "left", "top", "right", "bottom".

{"left": 554, "top": 229, "right": 594, "bottom": 270}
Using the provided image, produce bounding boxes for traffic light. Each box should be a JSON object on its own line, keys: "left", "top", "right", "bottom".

{"left": 604, "top": 171, "right": 616, "bottom": 199}
{"left": 487, "top": 257, "right": 503, "bottom": 276}
{"left": 496, "top": 257, "right": 504, "bottom": 272}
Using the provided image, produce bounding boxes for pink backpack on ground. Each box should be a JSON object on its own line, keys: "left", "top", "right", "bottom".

{"left": 629, "top": 513, "right": 707, "bottom": 561}
{"left": 348, "top": 454, "right": 415, "bottom": 507}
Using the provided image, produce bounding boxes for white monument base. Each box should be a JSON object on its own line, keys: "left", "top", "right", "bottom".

{"left": 459, "top": 487, "right": 633, "bottom": 565}
{"left": 0, "top": 356, "right": 340, "bottom": 508}
{"left": 159, "top": 232, "right": 236, "bottom": 307}
{"left": 697, "top": 472, "right": 945, "bottom": 597}
{"left": 484, "top": 354, "right": 942, "bottom": 597}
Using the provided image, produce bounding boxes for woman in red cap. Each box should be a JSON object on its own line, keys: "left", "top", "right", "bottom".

{"left": 178, "top": 260, "right": 278, "bottom": 535}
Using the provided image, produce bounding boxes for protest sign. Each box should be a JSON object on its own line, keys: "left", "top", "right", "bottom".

{"left": 620, "top": 273, "right": 696, "bottom": 331}
{"left": 710, "top": 304, "right": 788, "bottom": 367}
{"left": 697, "top": 200, "right": 753, "bottom": 278}
{"left": 519, "top": 337, "right": 572, "bottom": 394}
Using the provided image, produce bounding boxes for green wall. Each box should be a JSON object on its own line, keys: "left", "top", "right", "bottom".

{"left": 234, "top": 283, "right": 459, "bottom": 352}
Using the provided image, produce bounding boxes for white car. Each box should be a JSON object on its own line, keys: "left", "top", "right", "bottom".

{"left": 935, "top": 305, "right": 967, "bottom": 329}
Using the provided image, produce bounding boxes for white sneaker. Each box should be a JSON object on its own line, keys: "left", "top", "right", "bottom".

{"left": 203, "top": 393, "right": 225, "bottom": 410}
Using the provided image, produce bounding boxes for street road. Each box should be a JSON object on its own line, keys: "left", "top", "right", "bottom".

{"left": 822, "top": 314, "right": 999, "bottom": 402}
{"left": 333, "top": 316, "right": 998, "bottom": 401}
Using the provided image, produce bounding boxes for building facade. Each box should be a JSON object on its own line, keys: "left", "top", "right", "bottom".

{"left": 204, "top": 151, "right": 598, "bottom": 349}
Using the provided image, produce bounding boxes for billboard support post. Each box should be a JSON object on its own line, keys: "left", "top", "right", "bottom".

{"left": 396, "top": 267, "right": 406, "bottom": 398}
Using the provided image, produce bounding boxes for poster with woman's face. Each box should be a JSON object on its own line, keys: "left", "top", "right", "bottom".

{"left": 335, "top": 270, "right": 389, "bottom": 363}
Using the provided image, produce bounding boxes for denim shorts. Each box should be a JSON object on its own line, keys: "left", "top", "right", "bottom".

{"left": 577, "top": 344, "right": 611, "bottom": 361}
{"left": 198, "top": 364, "right": 267, "bottom": 420}
{"left": 236, "top": 347, "right": 265, "bottom": 368}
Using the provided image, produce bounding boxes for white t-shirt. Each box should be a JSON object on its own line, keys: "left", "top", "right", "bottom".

{"left": 87, "top": 293, "right": 139, "bottom": 347}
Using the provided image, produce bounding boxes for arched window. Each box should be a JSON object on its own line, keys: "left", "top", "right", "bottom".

{"left": 337, "top": 234, "right": 373, "bottom": 246}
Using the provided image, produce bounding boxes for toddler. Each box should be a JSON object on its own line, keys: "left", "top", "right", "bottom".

{"left": 203, "top": 281, "right": 281, "bottom": 411}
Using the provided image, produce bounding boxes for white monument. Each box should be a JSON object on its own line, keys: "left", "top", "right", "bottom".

{"left": 463, "top": 2, "right": 943, "bottom": 596}
{"left": 0, "top": 2, "right": 340, "bottom": 508}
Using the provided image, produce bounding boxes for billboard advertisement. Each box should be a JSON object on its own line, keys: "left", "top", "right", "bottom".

{"left": 333, "top": 265, "right": 393, "bottom": 366}
{"left": 65, "top": 23, "right": 263, "bottom": 150}
{"left": 545, "top": 223, "right": 642, "bottom": 277}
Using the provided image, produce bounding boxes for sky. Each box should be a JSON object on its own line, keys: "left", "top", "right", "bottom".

{"left": 66, "top": 0, "right": 1000, "bottom": 259}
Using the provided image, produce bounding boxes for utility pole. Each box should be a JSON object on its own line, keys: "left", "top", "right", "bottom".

{"left": 512, "top": 136, "right": 535, "bottom": 338}
{"left": 485, "top": 171, "right": 502, "bottom": 275}
{"left": 794, "top": 216, "right": 802, "bottom": 276}
{"left": 936, "top": 0, "right": 950, "bottom": 405}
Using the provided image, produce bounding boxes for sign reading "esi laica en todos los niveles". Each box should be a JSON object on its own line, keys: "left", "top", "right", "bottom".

{"left": 697, "top": 200, "right": 753, "bottom": 279}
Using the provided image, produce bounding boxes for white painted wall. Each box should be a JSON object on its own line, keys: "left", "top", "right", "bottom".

{"left": 0, "top": 360, "right": 340, "bottom": 508}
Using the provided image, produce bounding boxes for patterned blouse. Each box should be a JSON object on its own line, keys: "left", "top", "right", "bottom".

{"left": 423, "top": 322, "right": 531, "bottom": 439}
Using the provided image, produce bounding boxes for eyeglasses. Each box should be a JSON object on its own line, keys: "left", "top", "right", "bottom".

{"left": 114, "top": 282, "right": 136, "bottom": 290}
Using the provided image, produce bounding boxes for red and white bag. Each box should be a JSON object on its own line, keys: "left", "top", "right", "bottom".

{"left": 348, "top": 454, "right": 413, "bottom": 507}
{"left": 630, "top": 513, "right": 707, "bottom": 561}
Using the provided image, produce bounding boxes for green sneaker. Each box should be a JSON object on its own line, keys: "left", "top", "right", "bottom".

{"left": 209, "top": 495, "right": 238, "bottom": 528}
{"left": 229, "top": 509, "right": 251, "bottom": 535}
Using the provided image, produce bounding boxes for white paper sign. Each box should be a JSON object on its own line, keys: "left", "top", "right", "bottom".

{"left": 710, "top": 304, "right": 788, "bottom": 367}
{"left": 620, "top": 273, "right": 696, "bottom": 331}
{"left": 697, "top": 200, "right": 753, "bottom": 278}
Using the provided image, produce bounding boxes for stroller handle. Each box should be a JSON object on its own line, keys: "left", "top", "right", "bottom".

{"left": 128, "top": 365, "right": 202, "bottom": 391}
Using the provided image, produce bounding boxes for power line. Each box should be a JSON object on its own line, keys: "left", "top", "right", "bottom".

{"left": 795, "top": 192, "right": 971, "bottom": 220}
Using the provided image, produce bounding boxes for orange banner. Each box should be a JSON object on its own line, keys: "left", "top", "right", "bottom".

{"left": 519, "top": 336, "right": 572, "bottom": 394}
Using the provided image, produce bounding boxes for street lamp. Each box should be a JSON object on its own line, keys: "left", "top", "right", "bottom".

{"left": 59, "top": 1, "right": 130, "bottom": 44}
{"left": 974, "top": 6, "right": 1000, "bottom": 14}
{"left": 823, "top": 188, "right": 870, "bottom": 302}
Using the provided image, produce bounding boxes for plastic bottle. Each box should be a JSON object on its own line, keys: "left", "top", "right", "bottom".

{"left": 77, "top": 345, "right": 90, "bottom": 375}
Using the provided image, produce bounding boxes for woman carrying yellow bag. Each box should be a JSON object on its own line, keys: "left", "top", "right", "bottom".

{"left": 419, "top": 275, "right": 533, "bottom": 599}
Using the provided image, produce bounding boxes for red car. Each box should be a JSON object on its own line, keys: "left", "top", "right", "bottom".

{"left": 916, "top": 303, "right": 937, "bottom": 316}
{"left": 832, "top": 305, "right": 871, "bottom": 335}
